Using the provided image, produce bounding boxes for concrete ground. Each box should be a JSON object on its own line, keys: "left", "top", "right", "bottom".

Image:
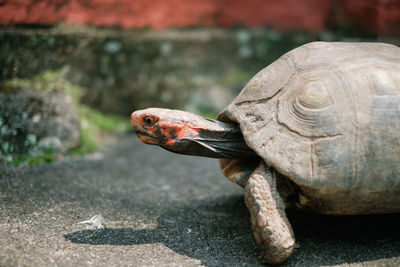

{"left": 1, "top": 134, "right": 399, "bottom": 266}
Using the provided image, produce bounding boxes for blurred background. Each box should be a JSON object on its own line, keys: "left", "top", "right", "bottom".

{"left": 1, "top": 0, "right": 400, "bottom": 164}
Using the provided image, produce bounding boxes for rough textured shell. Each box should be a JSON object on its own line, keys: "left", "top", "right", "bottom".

{"left": 220, "top": 42, "right": 400, "bottom": 214}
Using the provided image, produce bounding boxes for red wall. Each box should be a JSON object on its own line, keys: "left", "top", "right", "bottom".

{"left": 337, "top": 0, "right": 400, "bottom": 36}
{"left": 1, "top": 0, "right": 399, "bottom": 35}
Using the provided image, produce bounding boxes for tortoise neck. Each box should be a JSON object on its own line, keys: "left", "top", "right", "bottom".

{"left": 163, "top": 117, "right": 258, "bottom": 159}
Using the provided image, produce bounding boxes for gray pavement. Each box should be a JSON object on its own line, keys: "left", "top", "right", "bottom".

{"left": 1, "top": 134, "right": 399, "bottom": 266}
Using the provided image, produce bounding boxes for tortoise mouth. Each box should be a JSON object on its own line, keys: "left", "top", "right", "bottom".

{"left": 132, "top": 124, "right": 160, "bottom": 145}
{"left": 135, "top": 131, "right": 160, "bottom": 145}
{"left": 136, "top": 132, "right": 149, "bottom": 138}
{"left": 132, "top": 124, "right": 155, "bottom": 137}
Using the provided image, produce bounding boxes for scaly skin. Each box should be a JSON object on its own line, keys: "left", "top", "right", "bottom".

{"left": 245, "top": 162, "right": 295, "bottom": 264}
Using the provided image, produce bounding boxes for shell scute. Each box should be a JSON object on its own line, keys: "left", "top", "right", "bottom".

{"left": 277, "top": 70, "right": 347, "bottom": 138}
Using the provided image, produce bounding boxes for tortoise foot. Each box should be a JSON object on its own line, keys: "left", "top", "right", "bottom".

{"left": 244, "top": 163, "right": 295, "bottom": 264}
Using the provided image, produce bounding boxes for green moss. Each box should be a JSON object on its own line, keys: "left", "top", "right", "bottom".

{"left": 3, "top": 70, "right": 131, "bottom": 165}
{"left": 221, "top": 70, "right": 253, "bottom": 89}
{"left": 198, "top": 111, "right": 218, "bottom": 120}
{"left": 5, "top": 69, "right": 81, "bottom": 103}
{"left": 8, "top": 148, "right": 56, "bottom": 166}
{"left": 73, "top": 105, "right": 130, "bottom": 155}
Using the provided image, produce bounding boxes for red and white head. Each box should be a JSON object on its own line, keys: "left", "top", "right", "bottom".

{"left": 131, "top": 108, "right": 255, "bottom": 159}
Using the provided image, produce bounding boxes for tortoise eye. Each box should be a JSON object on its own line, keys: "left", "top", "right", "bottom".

{"left": 143, "top": 115, "right": 158, "bottom": 126}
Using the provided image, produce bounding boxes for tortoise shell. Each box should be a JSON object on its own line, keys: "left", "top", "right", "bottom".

{"left": 219, "top": 42, "right": 400, "bottom": 215}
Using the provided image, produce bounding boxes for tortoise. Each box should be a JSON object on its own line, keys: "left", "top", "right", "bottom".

{"left": 130, "top": 42, "right": 400, "bottom": 264}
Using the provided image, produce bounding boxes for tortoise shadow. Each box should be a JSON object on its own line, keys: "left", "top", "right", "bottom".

{"left": 65, "top": 195, "right": 260, "bottom": 265}
{"left": 285, "top": 211, "right": 400, "bottom": 265}
{"left": 64, "top": 195, "right": 400, "bottom": 266}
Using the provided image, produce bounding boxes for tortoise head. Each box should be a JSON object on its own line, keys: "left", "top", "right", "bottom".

{"left": 131, "top": 108, "right": 257, "bottom": 159}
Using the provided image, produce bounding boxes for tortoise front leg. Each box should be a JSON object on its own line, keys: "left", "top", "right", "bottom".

{"left": 244, "top": 162, "right": 295, "bottom": 264}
